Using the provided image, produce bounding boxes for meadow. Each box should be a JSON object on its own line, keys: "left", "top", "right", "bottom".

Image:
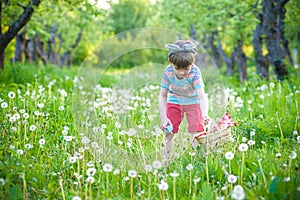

{"left": 0, "top": 64, "right": 299, "bottom": 200}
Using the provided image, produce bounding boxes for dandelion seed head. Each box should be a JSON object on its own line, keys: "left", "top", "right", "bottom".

{"left": 276, "top": 153, "right": 281, "bottom": 158}
{"left": 289, "top": 151, "right": 297, "bottom": 159}
{"left": 158, "top": 180, "right": 168, "bottom": 191}
{"left": 86, "top": 176, "right": 95, "bottom": 184}
{"left": 86, "top": 168, "right": 96, "bottom": 177}
{"left": 128, "top": 170, "right": 137, "bottom": 178}
{"left": 145, "top": 165, "right": 153, "bottom": 173}
{"left": 8, "top": 92, "right": 16, "bottom": 99}
{"left": 225, "top": 151, "right": 234, "bottom": 160}
{"left": 238, "top": 143, "right": 248, "bottom": 152}
{"left": 103, "top": 163, "right": 113, "bottom": 172}
{"left": 152, "top": 160, "right": 162, "bottom": 169}
{"left": 186, "top": 164, "right": 193, "bottom": 170}
{"left": 16, "top": 149, "right": 24, "bottom": 155}
{"left": 169, "top": 171, "right": 179, "bottom": 177}
{"left": 293, "top": 130, "right": 298, "bottom": 135}
{"left": 228, "top": 174, "right": 237, "bottom": 183}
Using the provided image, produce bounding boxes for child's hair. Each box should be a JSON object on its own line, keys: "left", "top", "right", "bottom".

{"left": 168, "top": 40, "right": 197, "bottom": 69}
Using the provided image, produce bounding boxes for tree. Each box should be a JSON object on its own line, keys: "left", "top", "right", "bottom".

{"left": 0, "top": 0, "right": 41, "bottom": 69}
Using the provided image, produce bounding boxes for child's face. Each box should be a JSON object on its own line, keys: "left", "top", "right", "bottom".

{"left": 172, "top": 64, "right": 191, "bottom": 79}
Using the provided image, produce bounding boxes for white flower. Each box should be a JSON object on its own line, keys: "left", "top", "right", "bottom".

{"left": 72, "top": 196, "right": 81, "bottom": 200}
{"left": 216, "top": 196, "right": 225, "bottom": 200}
{"left": 16, "top": 149, "right": 24, "bottom": 155}
{"left": 128, "top": 170, "right": 137, "bottom": 178}
{"left": 232, "top": 185, "right": 245, "bottom": 200}
{"left": 275, "top": 153, "right": 281, "bottom": 158}
{"left": 0, "top": 178, "right": 5, "bottom": 186}
{"left": 23, "top": 113, "right": 29, "bottom": 119}
{"left": 82, "top": 136, "right": 90, "bottom": 145}
{"left": 103, "top": 164, "right": 113, "bottom": 172}
{"left": 8, "top": 92, "right": 15, "bottom": 99}
{"left": 1, "top": 102, "right": 8, "bottom": 108}
{"left": 297, "top": 136, "right": 300, "bottom": 141}
{"left": 247, "top": 140, "right": 255, "bottom": 146}
{"left": 115, "top": 121, "right": 121, "bottom": 129}
{"left": 39, "top": 139, "right": 46, "bottom": 146}
{"left": 29, "top": 125, "right": 37, "bottom": 131}
{"left": 169, "top": 171, "right": 179, "bottom": 177}
{"left": 250, "top": 131, "right": 255, "bottom": 136}
{"left": 25, "top": 143, "right": 34, "bottom": 149}
{"left": 37, "top": 103, "right": 44, "bottom": 108}
{"left": 269, "top": 82, "right": 275, "bottom": 88}
{"left": 225, "top": 152, "right": 234, "bottom": 160}
{"left": 227, "top": 174, "right": 237, "bottom": 183}
{"left": 69, "top": 156, "right": 77, "bottom": 164}
{"left": 283, "top": 177, "right": 290, "bottom": 182}
{"left": 144, "top": 165, "right": 153, "bottom": 173}
{"left": 238, "top": 143, "right": 248, "bottom": 152}
{"left": 158, "top": 180, "right": 168, "bottom": 191}
{"left": 152, "top": 160, "right": 162, "bottom": 169}
{"left": 86, "top": 176, "right": 95, "bottom": 183}
{"left": 242, "top": 137, "right": 247, "bottom": 142}
{"left": 86, "top": 168, "right": 96, "bottom": 177}
{"left": 64, "top": 136, "right": 73, "bottom": 142}
{"left": 289, "top": 151, "right": 297, "bottom": 159}
{"left": 113, "top": 169, "right": 120, "bottom": 175}
{"left": 193, "top": 177, "right": 201, "bottom": 183}
{"left": 293, "top": 130, "right": 298, "bottom": 135}
{"left": 186, "top": 164, "right": 193, "bottom": 170}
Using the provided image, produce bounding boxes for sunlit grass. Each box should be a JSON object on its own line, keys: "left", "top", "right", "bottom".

{"left": 0, "top": 64, "right": 299, "bottom": 199}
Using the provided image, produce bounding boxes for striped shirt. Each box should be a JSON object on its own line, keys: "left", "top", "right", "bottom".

{"left": 161, "top": 65, "right": 204, "bottom": 105}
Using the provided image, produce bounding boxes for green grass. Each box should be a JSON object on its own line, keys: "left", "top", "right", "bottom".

{"left": 0, "top": 64, "right": 299, "bottom": 199}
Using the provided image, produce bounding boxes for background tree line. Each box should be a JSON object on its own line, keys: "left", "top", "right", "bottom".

{"left": 0, "top": 0, "right": 299, "bottom": 82}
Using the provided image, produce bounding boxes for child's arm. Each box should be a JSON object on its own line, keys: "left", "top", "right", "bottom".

{"left": 196, "top": 87, "right": 209, "bottom": 124}
{"left": 158, "top": 88, "right": 171, "bottom": 129}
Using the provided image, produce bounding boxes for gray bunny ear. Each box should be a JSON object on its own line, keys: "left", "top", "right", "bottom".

{"left": 181, "top": 44, "right": 196, "bottom": 53}
{"left": 165, "top": 44, "right": 180, "bottom": 52}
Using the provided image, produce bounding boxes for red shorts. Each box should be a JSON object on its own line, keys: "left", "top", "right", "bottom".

{"left": 166, "top": 103, "right": 204, "bottom": 133}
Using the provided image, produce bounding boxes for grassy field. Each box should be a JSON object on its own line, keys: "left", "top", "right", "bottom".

{"left": 0, "top": 64, "right": 299, "bottom": 200}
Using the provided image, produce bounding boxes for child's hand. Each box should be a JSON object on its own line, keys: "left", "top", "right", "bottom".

{"left": 203, "top": 116, "right": 210, "bottom": 126}
{"left": 160, "top": 118, "right": 173, "bottom": 131}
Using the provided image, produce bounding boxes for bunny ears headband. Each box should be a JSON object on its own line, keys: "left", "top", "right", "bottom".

{"left": 165, "top": 43, "right": 197, "bottom": 58}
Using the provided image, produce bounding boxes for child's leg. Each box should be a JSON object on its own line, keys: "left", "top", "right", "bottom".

{"left": 184, "top": 104, "right": 205, "bottom": 150}
{"left": 162, "top": 132, "right": 174, "bottom": 161}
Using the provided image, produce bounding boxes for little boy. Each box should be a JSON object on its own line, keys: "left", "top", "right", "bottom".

{"left": 159, "top": 40, "right": 209, "bottom": 160}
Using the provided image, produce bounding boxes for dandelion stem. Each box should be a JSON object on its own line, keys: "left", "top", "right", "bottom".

{"left": 189, "top": 170, "right": 192, "bottom": 196}
{"left": 22, "top": 172, "right": 27, "bottom": 200}
{"left": 276, "top": 112, "right": 284, "bottom": 143}
{"left": 240, "top": 153, "right": 244, "bottom": 185}
{"left": 257, "top": 158, "right": 267, "bottom": 188}
{"left": 59, "top": 177, "right": 66, "bottom": 200}
{"left": 130, "top": 178, "right": 133, "bottom": 199}
{"left": 173, "top": 177, "right": 176, "bottom": 200}
{"left": 205, "top": 153, "right": 209, "bottom": 184}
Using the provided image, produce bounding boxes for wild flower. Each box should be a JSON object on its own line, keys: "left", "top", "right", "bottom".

{"left": 169, "top": 171, "right": 179, "bottom": 177}
{"left": 0, "top": 178, "right": 5, "bottom": 186}
{"left": 64, "top": 136, "right": 73, "bottom": 142}
{"left": 193, "top": 177, "right": 201, "bottom": 183}
{"left": 87, "top": 161, "right": 94, "bottom": 167}
{"left": 62, "top": 130, "right": 68, "bottom": 135}
{"left": 128, "top": 170, "right": 137, "bottom": 178}
{"left": 39, "top": 139, "right": 46, "bottom": 146}
{"left": 103, "top": 164, "right": 113, "bottom": 172}
{"left": 216, "top": 196, "right": 225, "bottom": 200}
{"left": 275, "top": 153, "right": 281, "bottom": 158}
{"left": 225, "top": 152, "right": 234, "bottom": 160}
{"left": 152, "top": 160, "right": 162, "bottom": 169}
{"left": 69, "top": 156, "right": 77, "bottom": 164}
{"left": 86, "top": 168, "right": 96, "bottom": 177}
{"left": 81, "top": 136, "right": 90, "bottom": 145}
{"left": 23, "top": 113, "right": 29, "bottom": 119}
{"left": 86, "top": 176, "right": 95, "bottom": 183}
{"left": 113, "top": 169, "right": 120, "bottom": 175}
{"left": 238, "top": 143, "right": 248, "bottom": 152}
{"left": 1, "top": 102, "right": 8, "bottom": 108}
{"left": 289, "top": 151, "right": 297, "bottom": 159}
{"left": 37, "top": 103, "right": 44, "bottom": 108}
{"left": 16, "top": 149, "right": 24, "bottom": 155}
{"left": 247, "top": 140, "right": 255, "bottom": 146}
{"left": 293, "top": 130, "right": 298, "bottom": 135}
{"left": 231, "top": 185, "right": 245, "bottom": 200}
{"left": 25, "top": 144, "right": 34, "bottom": 149}
{"left": 158, "top": 180, "right": 168, "bottom": 191}
{"left": 145, "top": 165, "right": 153, "bottom": 173}
{"left": 227, "top": 174, "right": 237, "bottom": 183}
{"left": 186, "top": 164, "right": 193, "bottom": 171}
{"left": 242, "top": 137, "right": 247, "bottom": 142}
{"left": 8, "top": 92, "right": 16, "bottom": 99}
{"left": 29, "top": 125, "right": 37, "bottom": 131}
{"left": 269, "top": 82, "right": 275, "bottom": 88}
{"left": 115, "top": 121, "right": 121, "bottom": 129}
{"left": 283, "top": 177, "right": 290, "bottom": 182}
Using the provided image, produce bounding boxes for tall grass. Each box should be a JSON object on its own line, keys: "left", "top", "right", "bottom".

{"left": 0, "top": 64, "right": 299, "bottom": 199}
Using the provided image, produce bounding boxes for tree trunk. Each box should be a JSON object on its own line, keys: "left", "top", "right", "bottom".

{"left": 35, "top": 35, "right": 48, "bottom": 65}
{"left": 262, "top": 0, "right": 289, "bottom": 80}
{"left": 207, "top": 31, "right": 222, "bottom": 68}
{"left": 278, "top": 5, "right": 294, "bottom": 67}
{"left": 0, "top": 0, "right": 41, "bottom": 69}
{"left": 14, "top": 32, "right": 26, "bottom": 62}
{"left": 48, "top": 25, "right": 59, "bottom": 64}
{"left": 0, "top": 2, "right": 4, "bottom": 69}
{"left": 27, "top": 36, "right": 38, "bottom": 64}
{"left": 235, "top": 41, "right": 247, "bottom": 82}
{"left": 252, "top": 13, "right": 269, "bottom": 79}
{"left": 217, "top": 41, "right": 235, "bottom": 76}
